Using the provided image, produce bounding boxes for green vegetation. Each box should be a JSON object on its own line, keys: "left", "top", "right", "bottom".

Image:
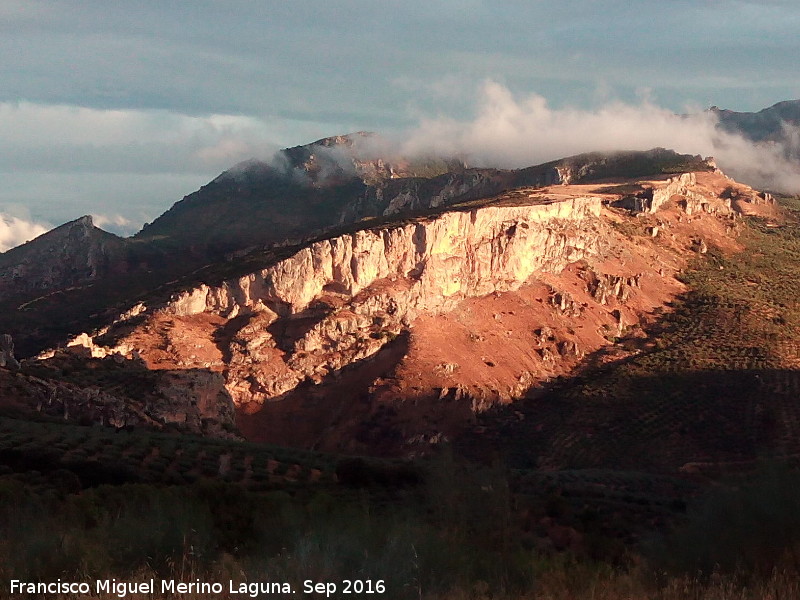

{"left": 5, "top": 194, "right": 800, "bottom": 597}
{"left": 0, "top": 416, "right": 336, "bottom": 490}
{"left": 475, "top": 200, "right": 800, "bottom": 474}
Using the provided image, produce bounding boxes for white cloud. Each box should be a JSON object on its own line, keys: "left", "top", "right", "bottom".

{"left": 2, "top": 84, "right": 800, "bottom": 240}
{"left": 0, "top": 213, "right": 50, "bottom": 253}
{"left": 402, "top": 81, "right": 800, "bottom": 193}
{"left": 90, "top": 213, "right": 133, "bottom": 236}
{"left": 0, "top": 102, "right": 284, "bottom": 174}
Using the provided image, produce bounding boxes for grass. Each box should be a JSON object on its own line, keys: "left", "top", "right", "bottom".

{"left": 470, "top": 201, "right": 800, "bottom": 474}
{"left": 0, "top": 416, "right": 337, "bottom": 491}
{"left": 4, "top": 191, "right": 800, "bottom": 596}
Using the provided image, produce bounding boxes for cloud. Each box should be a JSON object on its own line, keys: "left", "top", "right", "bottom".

{"left": 0, "top": 102, "right": 294, "bottom": 237}
{"left": 0, "top": 1, "right": 796, "bottom": 248}
{"left": 3, "top": 0, "right": 800, "bottom": 130}
{"left": 0, "top": 213, "right": 50, "bottom": 253}
{"left": 0, "top": 102, "right": 283, "bottom": 174}
{"left": 0, "top": 172, "right": 212, "bottom": 239}
{"left": 3, "top": 85, "right": 800, "bottom": 243}
{"left": 90, "top": 213, "right": 134, "bottom": 236}
{"left": 401, "top": 81, "right": 800, "bottom": 193}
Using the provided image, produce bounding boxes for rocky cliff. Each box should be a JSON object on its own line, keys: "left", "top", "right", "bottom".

{"left": 2, "top": 353, "right": 236, "bottom": 437}
{"left": 35, "top": 165, "right": 752, "bottom": 452}
{"left": 157, "top": 194, "right": 605, "bottom": 402}
{"left": 0, "top": 145, "right": 714, "bottom": 361}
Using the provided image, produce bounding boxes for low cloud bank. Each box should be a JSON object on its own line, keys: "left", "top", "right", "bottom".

{"left": 4, "top": 87, "right": 800, "bottom": 253}
{"left": 0, "top": 102, "right": 282, "bottom": 175}
{"left": 399, "top": 82, "right": 800, "bottom": 193}
{"left": 0, "top": 213, "right": 49, "bottom": 252}
{"left": 90, "top": 213, "right": 134, "bottom": 236}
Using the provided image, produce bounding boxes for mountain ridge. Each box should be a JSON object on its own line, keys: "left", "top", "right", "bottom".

{"left": 38, "top": 166, "right": 771, "bottom": 454}
{"left": 0, "top": 145, "right": 713, "bottom": 358}
{"left": 711, "top": 99, "right": 800, "bottom": 145}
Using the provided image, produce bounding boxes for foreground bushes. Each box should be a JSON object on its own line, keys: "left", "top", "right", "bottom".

{"left": 651, "top": 463, "right": 800, "bottom": 578}
{"left": 0, "top": 472, "right": 535, "bottom": 599}
{"left": 5, "top": 457, "right": 800, "bottom": 599}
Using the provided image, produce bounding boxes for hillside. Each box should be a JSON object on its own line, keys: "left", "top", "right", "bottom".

{"left": 0, "top": 145, "right": 711, "bottom": 359}
{"left": 2, "top": 141, "right": 800, "bottom": 598}
{"left": 712, "top": 99, "right": 800, "bottom": 144}
{"left": 16, "top": 156, "right": 778, "bottom": 458}
{"left": 469, "top": 202, "right": 800, "bottom": 473}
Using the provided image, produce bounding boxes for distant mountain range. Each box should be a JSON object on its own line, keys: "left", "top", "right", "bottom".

{"left": 711, "top": 99, "right": 800, "bottom": 145}
{"left": 5, "top": 95, "right": 800, "bottom": 356}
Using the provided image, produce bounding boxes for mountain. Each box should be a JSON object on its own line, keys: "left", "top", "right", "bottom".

{"left": 0, "top": 129, "right": 777, "bottom": 457}
{"left": 3, "top": 132, "right": 798, "bottom": 588}
{"left": 0, "top": 141, "right": 712, "bottom": 358}
{"left": 134, "top": 134, "right": 712, "bottom": 258}
{"left": 133, "top": 132, "right": 463, "bottom": 257}
{"left": 16, "top": 151, "right": 780, "bottom": 456}
{"left": 711, "top": 99, "right": 800, "bottom": 145}
{"left": 0, "top": 215, "right": 127, "bottom": 303}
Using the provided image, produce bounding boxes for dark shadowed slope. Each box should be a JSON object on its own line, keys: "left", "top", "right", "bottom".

{"left": 712, "top": 99, "right": 800, "bottom": 144}
{"left": 0, "top": 216, "right": 128, "bottom": 303}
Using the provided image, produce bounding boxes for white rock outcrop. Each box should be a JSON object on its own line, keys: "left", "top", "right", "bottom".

{"left": 157, "top": 195, "right": 607, "bottom": 402}
{"left": 169, "top": 196, "right": 603, "bottom": 321}
{"left": 56, "top": 172, "right": 738, "bottom": 408}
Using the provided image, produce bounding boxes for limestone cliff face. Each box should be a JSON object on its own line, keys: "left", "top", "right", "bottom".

{"left": 154, "top": 195, "right": 604, "bottom": 403}
{"left": 173, "top": 196, "right": 602, "bottom": 317}
{"left": 605, "top": 173, "right": 739, "bottom": 220}
{"left": 45, "top": 167, "right": 749, "bottom": 449}
{"left": 60, "top": 192, "right": 606, "bottom": 407}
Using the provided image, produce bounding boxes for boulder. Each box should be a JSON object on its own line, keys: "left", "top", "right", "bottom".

{"left": 0, "top": 334, "right": 20, "bottom": 370}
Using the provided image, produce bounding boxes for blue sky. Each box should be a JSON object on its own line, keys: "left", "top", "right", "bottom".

{"left": 1, "top": 0, "right": 799, "bottom": 248}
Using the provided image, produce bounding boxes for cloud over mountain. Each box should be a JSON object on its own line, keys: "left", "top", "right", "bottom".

{"left": 0, "top": 213, "right": 49, "bottom": 253}
{"left": 402, "top": 82, "right": 800, "bottom": 192}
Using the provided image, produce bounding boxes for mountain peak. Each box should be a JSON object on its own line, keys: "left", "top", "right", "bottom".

{"left": 0, "top": 213, "right": 125, "bottom": 303}
{"left": 75, "top": 214, "right": 94, "bottom": 227}
{"left": 310, "top": 131, "right": 376, "bottom": 148}
{"left": 710, "top": 99, "right": 800, "bottom": 144}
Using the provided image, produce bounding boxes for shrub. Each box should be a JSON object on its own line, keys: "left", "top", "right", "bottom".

{"left": 651, "top": 463, "right": 800, "bottom": 577}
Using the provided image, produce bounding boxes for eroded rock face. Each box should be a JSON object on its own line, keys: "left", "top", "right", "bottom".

{"left": 11, "top": 356, "right": 237, "bottom": 437}
{"left": 610, "top": 173, "right": 736, "bottom": 216}
{"left": 583, "top": 272, "right": 641, "bottom": 305}
{"left": 0, "top": 334, "right": 19, "bottom": 370}
{"left": 31, "top": 167, "right": 756, "bottom": 448}
{"left": 156, "top": 195, "right": 606, "bottom": 403}
{"left": 172, "top": 197, "right": 603, "bottom": 317}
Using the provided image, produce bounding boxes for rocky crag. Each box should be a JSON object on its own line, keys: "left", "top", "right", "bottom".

{"left": 0, "top": 216, "right": 127, "bottom": 303}
{"left": 30, "top": 162, "right": 767, "bottom": 454}
{"left": 0, "top": 141, "right": 712, "bottom": 361}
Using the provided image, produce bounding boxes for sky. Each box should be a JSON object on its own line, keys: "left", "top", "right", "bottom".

{"left": 2, "top": 0, "right": 800, "bottom": 250}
